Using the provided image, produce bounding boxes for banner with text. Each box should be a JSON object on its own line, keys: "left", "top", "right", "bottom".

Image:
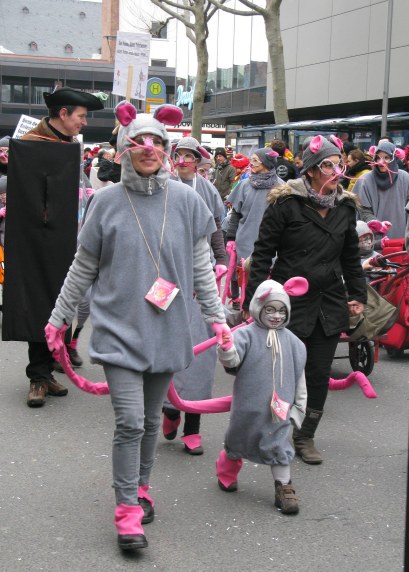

{"left": 112, "top": 31, "right": 150, "bottom": 100}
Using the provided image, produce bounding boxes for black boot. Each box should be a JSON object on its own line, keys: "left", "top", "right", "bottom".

{"left": 293, "top": 408, "right": 323, "bottom": 464}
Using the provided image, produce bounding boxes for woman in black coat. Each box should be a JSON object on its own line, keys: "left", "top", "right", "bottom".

{"left": 243, "top": 135, "right": 367, "bottom": 465}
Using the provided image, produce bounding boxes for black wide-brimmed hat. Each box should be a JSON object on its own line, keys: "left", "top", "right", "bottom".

{"left": 43, "top": 87, "right": 104, "bottom": 111}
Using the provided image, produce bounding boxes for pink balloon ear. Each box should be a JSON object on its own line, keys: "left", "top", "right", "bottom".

{"left": 115, "top": 101, "right": 137, "bottom": 126}
{"left": 283, "top": 277, "right": 309, "bottom": 297}
{"left": 267, "top": 150, "right": 279, "bottom": 157}
{"left": 154, "top": 105, "right": 183, "bottom": 126}
{"left": 257, "top": 288, "right": 272, "bottom": 301}
{"left": 395, "top": 147, "right": 405, "bottom": 160}
{"left": 197, "top": 146, "right": 211, "bottom": 159}
{"left": 368, "top": 145, "right": 376, "bottom": 157}
{"left": 309, "top": 135, "right": 323, "bottom": 154}
{"left": 329, "top": 135, "right": 344, "bottom": 151}
{"left": 367, "top": 220, "right": 382, "bottom": 233}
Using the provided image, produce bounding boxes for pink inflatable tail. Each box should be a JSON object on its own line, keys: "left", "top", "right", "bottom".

{"left": 329, "top": 372, "right": 377, "bottom": 398}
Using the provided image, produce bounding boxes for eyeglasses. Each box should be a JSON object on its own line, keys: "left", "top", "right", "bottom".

{"left": 197, "top": 167, "right": 207, "bottom": 175}
{"left": 131, "top": 135, "right": 164, "bottom": 147}
{"left": 317, "top": 159, "right": 344, "bottom": 176}
{"left": 250, "top": 158, "right": 263, "bottom": 166}
{"left": 374, "top": 154, "right": 393, "bottom": 164}
{"left": 174, "top": 152, "right": 197, "bottom": 163}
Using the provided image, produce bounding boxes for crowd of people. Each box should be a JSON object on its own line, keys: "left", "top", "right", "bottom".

{"left": 1, "top": 87, "right": 409, "bottom": 553}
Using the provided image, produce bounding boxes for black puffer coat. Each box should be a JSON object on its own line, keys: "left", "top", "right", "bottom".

{"left": 244, "top": 178, "right": 367, "bottom": 338}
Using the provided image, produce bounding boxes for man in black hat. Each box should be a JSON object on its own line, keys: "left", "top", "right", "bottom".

{"left": 3, "top": 87, "right": 104, "bottom": 408}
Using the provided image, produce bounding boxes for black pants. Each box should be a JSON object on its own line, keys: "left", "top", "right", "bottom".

{"left": 298, "top": 320, "right": 340, "bottom": 411}
{"left": 26, "top": 341, "right": 54, "bottom": 383}
{"left": 163, "top": 407, "right": 201, "bottom": 436}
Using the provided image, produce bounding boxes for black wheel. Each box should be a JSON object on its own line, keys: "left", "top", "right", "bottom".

{"left": 349, "top": 341, "right": 375, "bottom": 375}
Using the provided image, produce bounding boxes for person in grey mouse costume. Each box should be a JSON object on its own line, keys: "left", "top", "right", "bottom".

{"left": 44, "top": 101, "right": 232, "bottom": 552}
{"left": 216, "top": 277, "right": 308, "bottom": 514}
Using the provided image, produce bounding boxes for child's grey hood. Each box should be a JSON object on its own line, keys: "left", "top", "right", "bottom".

{"left": 249, "top": 279, "right": 291, "bottom": 329}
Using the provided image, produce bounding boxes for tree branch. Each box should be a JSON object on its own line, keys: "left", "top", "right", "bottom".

{"left": 149, "top": 0, "right": 195, "bottom": 30}
{"left": 207, "top": 0, "right": 263, "bottom": 17}
{"left": 151, "top": 0, "right": 195, "bottom": 13}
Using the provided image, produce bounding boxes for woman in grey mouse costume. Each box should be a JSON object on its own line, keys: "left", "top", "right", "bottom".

{"left": 162, "top": 136, "right": 227, "bottom": 455}
{"left": 217, "top": 277, "right": 307, "bottom": 514}
{"left": 44, "top": 101, "right": 232, "bottom": 552}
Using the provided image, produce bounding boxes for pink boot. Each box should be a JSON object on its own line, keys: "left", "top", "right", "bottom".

{"left": 114, "top": 504, "right": 147, "bottom": 551}
{"left": 162, "top": 413, "right": 181, "bottom": 440}
{"left": 216, "top": 450, "right": 242, "bottom": 492}
{"left": 138, "top": 484, "right": 155, "bottom": 524}
{"left": 181, "top": 434, "right": 203, "bottom": 455}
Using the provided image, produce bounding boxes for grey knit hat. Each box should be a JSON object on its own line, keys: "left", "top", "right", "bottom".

{"left": 254, "top": 147, "right": 278, "bottom": 171}
{"left": 0, "top": 135, "right": 10, "bottom": 148}
{"left": 174, "top": 136, "right": 203, "bottom": 160}
{"left": 356, "top": 220, "right": 373, "bottom": 239}
{"left": 301, "top": 135, "right": 342, "bottom": 174}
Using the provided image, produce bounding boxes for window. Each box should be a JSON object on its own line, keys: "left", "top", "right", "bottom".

{"left": 79, "top": 11, "right": 86, "bottom": 18}
{"left": 151, "top": 59, "right": 167, "bottom": 68}
{"left": 1, "top": 78, "right": 29, "bottom": 103}
{"left": 151, "top": 21, "right": 168, "bottom": 39}
{"left": 29, "top": 41, "right": 38, "bottom": 51}
{"left": 22, "top": 6, "right": 29, "bottom": 13}
{"left": 64, "top": 44, "right": 73, "bottom": 54}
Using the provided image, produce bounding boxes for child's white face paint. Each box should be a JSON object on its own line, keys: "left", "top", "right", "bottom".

{"left": 358, "top": 233, "right": 374, "bottom": 256}
{"left": 260, "top": 301, "right": 287, "bottom": 329}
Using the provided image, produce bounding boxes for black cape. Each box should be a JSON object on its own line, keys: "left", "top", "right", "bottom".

{"left": 2, "top": 140, "right": 80, "bottom": 341}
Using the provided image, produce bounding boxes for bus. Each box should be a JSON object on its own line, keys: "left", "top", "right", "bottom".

{"left": 233, "top": 112, "right": 409, "bottom": 157}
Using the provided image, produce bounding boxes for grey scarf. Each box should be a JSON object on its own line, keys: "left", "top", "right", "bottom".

{"left": 249, "top": 170, "right": 278, "bottom": 189}
{"left": 372, "top": 160, "right": 398, "bottom": 191}
{"left": 304, "top": 177, "right": 338, "bottom": 209}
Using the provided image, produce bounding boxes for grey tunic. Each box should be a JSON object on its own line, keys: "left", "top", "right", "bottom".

{"left": 51, "top": 179, "right": 222, "bottom": 373}
{"left": 229, "top": 178, "right": 280, "bottom": 262}
{"left": 218, "top": 323, "right": 306, "bottom": 466}
{"left": 353, "top": 170, "right": 409, "bottom": 239}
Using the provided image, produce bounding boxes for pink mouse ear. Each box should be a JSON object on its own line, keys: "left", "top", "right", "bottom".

{"left": 394, "top": 147, "right": 405, "bottom": 160}
{"left": 309, "top": 135, "right": 324, "bottom": 154}
{"left": 153, "top": 105, "right": 183, "bottom": 126}
{"left": 329, "top": 134, "right": 344, "bottom": 151}
{"left": 267, "top": 150, "right": 279, "bottom": 158}
{"left": 115, "top": 101, "right": 137, "bottom": 126}
{"left": 283, "top": 277, "right": 309, "bottom": 297}
{"left": 368, "top": 145, "right": 376, "bottom": 157}
{"left": 197, "top": 145, "right": 211, "bottom": 159}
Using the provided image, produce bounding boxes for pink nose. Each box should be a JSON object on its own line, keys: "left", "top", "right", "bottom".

{"left": 143, "top": 137, "right": 154, "bottom": 149}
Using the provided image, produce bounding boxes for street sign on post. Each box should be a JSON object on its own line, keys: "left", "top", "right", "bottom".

{"left": 112, "top": 31, "right": 150, "bottom": 101}
{"left": 145, "top": 77, "right": 166, "bottom": 113}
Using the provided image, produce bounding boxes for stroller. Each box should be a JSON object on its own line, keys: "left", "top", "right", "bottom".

{"left": 370, "top": 239, "right": 409, "bottom": 357}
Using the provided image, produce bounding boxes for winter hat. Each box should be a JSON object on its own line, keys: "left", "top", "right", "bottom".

{"left": 0, "top": 136, "right": 10, "bottom": 148}
{"left": 356, "top": 220, "right": 374, "bottom": 240}
{"left": 198, "top": 154, "right": 213, "bottom": 168}
{"left": 254, "top": 147, "right": 278, "bottom": 171}
{"left": 230, "top": 154, "right": 250, "bottom": 170}
{"left": 174, "top": 137, "right": 210, "bottom": 160}
{"left": 300, "top": 135, "right": 342, "bottom": 175}
{"left": 0, "top": 176, "right": 7, "bottom": 194}
{"left": 214, "top": 147, "right": 227, "bottom": 159}
{"left": 368, "top": 140, "right": 400, "bottom": 190}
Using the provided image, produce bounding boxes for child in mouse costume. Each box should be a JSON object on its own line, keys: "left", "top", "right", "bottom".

{"left": 44, "top": 101, "right": 232, "bottom": 551}
{"left": 216, "top": 277, "right": 307, "bottom": 515}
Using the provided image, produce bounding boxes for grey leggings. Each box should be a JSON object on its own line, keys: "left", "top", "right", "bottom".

{"left": 103, "top": 364, "right": 172, "bottom": 506}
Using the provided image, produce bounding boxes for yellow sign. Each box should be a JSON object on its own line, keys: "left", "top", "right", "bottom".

{"left": 149, "top": 82, "right": 162, "bottom": 96}
{"left": 146, "top": 97, "right": 165, "bottom": 103}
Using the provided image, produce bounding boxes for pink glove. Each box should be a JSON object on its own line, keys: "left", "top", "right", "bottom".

{"left": 44, "top": 323, "right": 66, "bottom": 352}
{"left": 367, "top": 220, "right": 392, "bottom": 234}
{"left": 380, "top": 236, "right": 390, "bottom": 249}
{"left": 0, "top": 206, "right": 6, "bottom": 218}
{"left": 211, "top": 322, "right": 233, "bottom": 351}
{"left": 215, "top": 264, "right": 228, "bottom": 280}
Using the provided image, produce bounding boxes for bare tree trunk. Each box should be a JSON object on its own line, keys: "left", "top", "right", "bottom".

{"left": 265, "top": 0, "right": 288, "bottom": 123}
{"left": 191, "top": 31, "right": 208, "bottom": 140}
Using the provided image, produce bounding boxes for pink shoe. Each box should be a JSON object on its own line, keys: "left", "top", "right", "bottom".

{"left": 138, "top": 484, "right": 155, "bottom": 524}
{"left": 114, "top": 504, "right": 147, "bottom": 551}
{"left": 216, "top": 450, "right": 242, "bottom": 492}
{"left": 162, "top": 412, "right": 181, "bottom": 440}
{"left": 181, "top": 434, "right": 203, "bottom": 455}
